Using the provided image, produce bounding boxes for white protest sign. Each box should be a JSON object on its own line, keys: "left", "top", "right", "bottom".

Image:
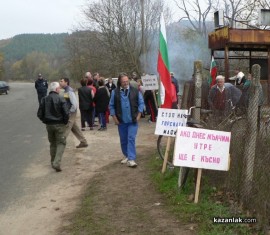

{"left": 173, "top": 126, "right": 231, "bottom": 171}
{"left": 141, "top": 74, "right": 158, "bottom": 90}
{"left": 155, "top": 108, "right": 188, "bottom": 137}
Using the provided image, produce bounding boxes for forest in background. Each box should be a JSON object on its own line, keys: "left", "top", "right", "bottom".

{"left": 0, "top": 0, "right": 268, "bottom": 84}
{"left": 0, "top": 21, "right": 211, "bottom": 84}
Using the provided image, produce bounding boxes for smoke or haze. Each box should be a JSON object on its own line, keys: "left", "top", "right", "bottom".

{"left": 142, "top": 20, "right": 213, "bottom": 94}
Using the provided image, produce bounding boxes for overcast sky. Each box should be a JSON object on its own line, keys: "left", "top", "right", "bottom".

{"left": 0, "top": 0, "right": 86, "bottom": 40}
{"left": 0, "top": 0, "right": 210, "bottom": 40}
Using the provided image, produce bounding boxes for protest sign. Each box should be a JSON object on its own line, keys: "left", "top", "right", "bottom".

{"left": 155, "top": 108, "right": 188, "bottom": 137}
{"left": 141, "top": 74, "right": 159, "bottom": 90}
{"left": 173, "top": 126, "right": 231, "bottom": 171}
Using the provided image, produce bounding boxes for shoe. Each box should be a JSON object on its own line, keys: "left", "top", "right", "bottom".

{"left": 90, "top": 127, "right": 93, "bottom": 130}
{"left": 127, "top": 160, "right": 137, "bottom": 168}
{"left": 81, "top": 128, "right": 86, "bottom": 131}
{"left": 120, "top": 158, "right": 128, "bottom": 164}
{"left": 52, "top": 165, "right": 62, "bottom": 172}
{"left": 98, "top": 127, "right": 107, "bottom": 131}
{"left": 76, "top": 142, "right": 88, "bottom": 148}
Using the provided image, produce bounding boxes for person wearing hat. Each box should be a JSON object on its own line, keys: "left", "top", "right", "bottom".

{"left": 35, "top": 73, "right": 48, "bottom": 104}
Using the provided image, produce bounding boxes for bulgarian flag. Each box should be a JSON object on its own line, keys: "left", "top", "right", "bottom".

{"left": 157, "top": 13, "right": 172, "bottom": 109}
{"left": 209, "top": 56, "right": 217, "bottom": 87}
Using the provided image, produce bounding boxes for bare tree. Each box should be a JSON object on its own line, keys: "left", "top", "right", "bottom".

{"left": 174, "top": 0, "right": 218, "bottom": 38}
{"left": 217, "top": 0, "right": 260, "bottom": 27}
{"left": 80, "top": 0, "right": 166, "bottom": 75}
{"left": 211, "top": 0, "right": 270, "bottom": 29}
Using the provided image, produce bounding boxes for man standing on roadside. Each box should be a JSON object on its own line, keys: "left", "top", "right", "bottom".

{"left": 35, "top": 73, "right": 48, "bottom": 104}
{"left": 37, "top": 82, "right": 69, "bottom": 172}
{"left": 60, "top": 77, "right": 88, "bottom": 148}
{"left": 109, "top": 72, "right": 144, "bottom": 168}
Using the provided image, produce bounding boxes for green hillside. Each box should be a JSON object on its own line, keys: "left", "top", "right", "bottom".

{"left": 0, "top": 33, "right": 68, "bottom": 61}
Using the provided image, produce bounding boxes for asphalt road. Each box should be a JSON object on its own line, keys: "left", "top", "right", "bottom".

{"left": 0, "top": 82, "right": 46, "bottom": 211}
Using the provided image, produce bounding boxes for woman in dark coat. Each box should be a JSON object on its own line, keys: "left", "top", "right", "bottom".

{"left": 94, "top": 78, "right": 110, "bottom": 130}
{"left": 78, "top": 78, "right": 94, "bottom": 130}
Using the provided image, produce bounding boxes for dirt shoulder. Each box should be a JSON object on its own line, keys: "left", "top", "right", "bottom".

{"left": 0, "top": 117, "right": 194, "bottom": 235}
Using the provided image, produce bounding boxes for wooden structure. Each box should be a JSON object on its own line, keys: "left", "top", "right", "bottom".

{"left": 208, "top": 26, "right": 270, "bottom": 103}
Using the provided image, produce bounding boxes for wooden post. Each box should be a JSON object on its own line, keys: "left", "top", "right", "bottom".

{"left": 194, "top": 168, "right": 202, "bottom": 203}
{"left": 194, "top": 61, "right": 202, "bottom": 122}
{"left": 161, "top": 137, "right": 171, "bottom": 174}
{"left": 242, "top": 64, "right": 260, "bottom": 201}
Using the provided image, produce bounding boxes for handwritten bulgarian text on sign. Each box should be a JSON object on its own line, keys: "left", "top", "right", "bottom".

{"left": 155, "top": 108, "right": 188, "bottom": 137}
{"left": 141, "top": 74, "right": 159, "bottom": 90}
{"left": 173, "top": 126, "right": 231, "bottom": 171}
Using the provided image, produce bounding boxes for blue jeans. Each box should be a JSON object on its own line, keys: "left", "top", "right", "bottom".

{"left": 118, "top": 122, "right": 138, "bottom": 160}
{"left": 98, "top": 112, "right": 106, "bottom": 128}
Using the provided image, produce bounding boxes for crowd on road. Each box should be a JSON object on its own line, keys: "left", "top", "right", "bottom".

{"left": 35, "top": 67, "right": 261, "bottom": 173}
{"left": 36, "top": 71, "right": 163, "bottom": 172}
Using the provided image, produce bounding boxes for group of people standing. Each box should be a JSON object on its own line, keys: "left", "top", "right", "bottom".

{"left": 79, "top": 72, "right": 111, "bottom": 131}
{"left": 36, "top": 71, "right": 146, "bottom": 171}
{"left": 36, "top": 67, "right": 261, "bottom": 172}
{"left": 208, "top": 68, "right": 264, "bottom": 118}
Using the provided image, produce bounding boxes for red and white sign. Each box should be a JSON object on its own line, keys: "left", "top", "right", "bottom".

{"left": 173, "top": 126, "right": 231, "bottom": 171}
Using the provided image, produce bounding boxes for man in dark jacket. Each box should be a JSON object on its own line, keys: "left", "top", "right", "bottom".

{"left": 106, "top": 77, "right": 116, "bottom": 96}
{"left": 78, "top": 78, "right": 94, "bottom": 131}
{"left": 208, "top": 75, "right": 242, "bottom": 117}
{"left": 109, "top": 72, "right": 145, "bottom": 167}
{"left": 35, "top": 73, "right": 48, "bottom": 104}
{"left": 37, "top": 82, "right": 69, "bottom": 172}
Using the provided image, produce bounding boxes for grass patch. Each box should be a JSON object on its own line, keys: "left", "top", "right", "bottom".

{"left": 149, "top": 154, "right": 256, "bottom": 235}
{"left": 60, "top": 179, "right": 113, "bottom": 235}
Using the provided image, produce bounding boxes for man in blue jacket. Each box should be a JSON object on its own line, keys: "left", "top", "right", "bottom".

{"left": 109, "top": 72, "right": 145, "bottom": 168}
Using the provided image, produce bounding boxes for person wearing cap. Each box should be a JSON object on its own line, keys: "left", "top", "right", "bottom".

{"left": 208, "top": 75, "right": 242, "bottom": 117}
{"left": 229, "top": 68, "right": 246, "bottom": 86}
{"left": 35, "top": 73, "right": 48, "bottom": 104}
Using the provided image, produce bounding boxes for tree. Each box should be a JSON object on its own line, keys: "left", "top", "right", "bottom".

{"left": 174, "top": 0, "right": 217, "bottom": 38}
{"left": 9, "top": 52, "right": 60, "bottom": 81}
{"left": 80, "top": 0, "right": 167, "bottom": 75}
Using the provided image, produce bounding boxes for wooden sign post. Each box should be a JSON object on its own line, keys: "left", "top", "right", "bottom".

{"left": 161, "top": 136, "right": 171, "bottom": 174}
{"left": 154, "top": 108, "right": 188, "bottom": 174}
{"left": 173, "top": 126, "right": 231, "bottom": 203}
{"left": 194, "top": 168, "right": 202, "bottom": 203}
